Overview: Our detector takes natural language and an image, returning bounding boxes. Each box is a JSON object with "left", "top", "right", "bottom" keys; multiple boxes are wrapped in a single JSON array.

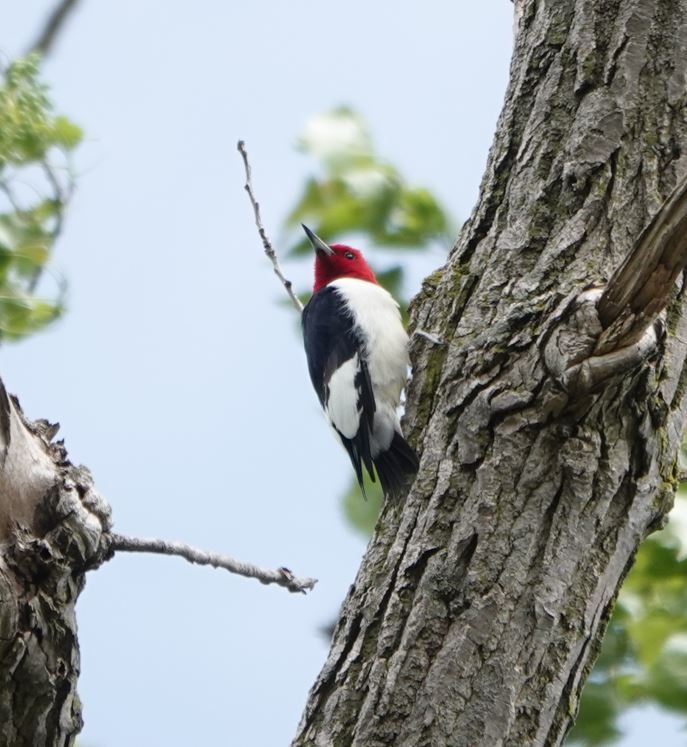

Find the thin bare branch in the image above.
[
  {"left": 237, "top": 140, "right": 304, "bottom": 313},
  {"left": 110, "top": 532, "right": 317, "bottom": 594},
  {"left": 27, "top": 160, "right": 76, "bottom": 293},
  {"left": 0, "top": 180, "right": 21, "bottom": 213},
  {"left": 27, "top": 0, "right": 82, "bottom": 57},
  {"left": 595, "top": 176, "right": 687, "bottom": 355}
]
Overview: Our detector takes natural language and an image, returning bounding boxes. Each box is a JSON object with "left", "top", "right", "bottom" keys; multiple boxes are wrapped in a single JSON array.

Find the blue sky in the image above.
[{"left": 2, "top": 2, "right": 685, "bottom": 745}]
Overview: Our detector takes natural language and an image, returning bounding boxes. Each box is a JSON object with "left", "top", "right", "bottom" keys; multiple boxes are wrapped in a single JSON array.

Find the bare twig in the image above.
[
  {"left": 110, "top": 532, "right": 317, "bottom": 594},
  {"left": 27, "top": 0, "right": 82, "bottom": 57},
  {"left": 595, "top": 176, "right": 687, "bottom": 355},
  {"left": 26, "top": 161, "right": 75, "bottom": 293},
  {"left": 237, "top": 140, "right": 304, "bottom": 313},
  {"left": 0, "top": 180, "right": 21, "bottom": 213}
]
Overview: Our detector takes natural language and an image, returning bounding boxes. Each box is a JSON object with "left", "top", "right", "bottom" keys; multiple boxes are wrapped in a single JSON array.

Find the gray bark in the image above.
[
  {"left": 0, "top": 383, "right": 111, "bottom": 746},
  {"left": 294, "top": 1, "right": 687, "bottom": 745}
]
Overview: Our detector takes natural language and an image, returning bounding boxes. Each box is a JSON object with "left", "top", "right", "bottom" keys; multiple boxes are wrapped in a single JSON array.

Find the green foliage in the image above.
[
  {"left": 570, "top": 495, "right": 687, "bottom": 744},
  {"left": 0, "top": 54, "right": 81, "bottom": 340},
  {"left": 341, "top": 473, "right": 384, "bottom": 538},
  {"left": 285, "top": 107, "right": 452, "bottom": 258}
]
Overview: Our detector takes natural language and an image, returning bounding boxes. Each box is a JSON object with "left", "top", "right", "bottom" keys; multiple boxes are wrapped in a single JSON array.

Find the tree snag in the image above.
[
  {"left": 294, "top": 1, "right": 687, "bottom": 745},
  {"left": 0, "top": 381, "right": 316, "bottom": 746},
  {"left": 0, "top": 383, "right": 112, "bottom": 745}
]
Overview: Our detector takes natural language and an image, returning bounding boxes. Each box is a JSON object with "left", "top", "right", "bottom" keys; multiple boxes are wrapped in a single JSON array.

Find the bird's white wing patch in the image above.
[
  {"left": 331, "top": 278, "right": 409, "bottom": 406},
  {"left": 326, "top": 354, "right": 362, "bottom": 440}
]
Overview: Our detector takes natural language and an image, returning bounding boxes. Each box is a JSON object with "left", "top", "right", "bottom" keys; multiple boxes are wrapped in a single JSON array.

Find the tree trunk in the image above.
[
  {"left": 0, "top": 383, "right": 111, "bottom": 746},
  {"left": 294, "top": 1, "right": 687, "bottom": 745}
]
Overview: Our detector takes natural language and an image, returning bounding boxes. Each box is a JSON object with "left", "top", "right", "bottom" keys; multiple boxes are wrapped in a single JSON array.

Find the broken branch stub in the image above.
[{"left": 596, "top": 176, "right": 687, "bottom": 355}]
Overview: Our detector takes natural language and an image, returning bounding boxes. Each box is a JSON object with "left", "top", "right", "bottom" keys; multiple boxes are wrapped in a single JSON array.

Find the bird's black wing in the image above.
[{"left": 302, "top": 287, "right": 376, "bottom": 491}]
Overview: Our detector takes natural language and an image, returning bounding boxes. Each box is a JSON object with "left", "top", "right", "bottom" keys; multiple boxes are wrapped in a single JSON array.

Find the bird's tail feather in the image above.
[{"left": 374, "top": 432, "right": 419, "bottom": 499}]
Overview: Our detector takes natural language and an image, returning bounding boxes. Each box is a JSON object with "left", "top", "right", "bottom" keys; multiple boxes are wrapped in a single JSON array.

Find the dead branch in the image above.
[
  {"left": 237, "top": 140, "right": 304, "bottom": 313},
  {"left": 110, "top": 533, "right": 317, "bottom": 594},
  {"left": 27, "top": 0, "right": 82, "bottom": 57},
  {"left": 595, "top": 176, "right": 687, "bottom": 355}
]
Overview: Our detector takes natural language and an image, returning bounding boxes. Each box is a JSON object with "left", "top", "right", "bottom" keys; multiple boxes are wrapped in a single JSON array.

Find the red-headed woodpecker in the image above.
[{"left": 301, "top": 224, "right": 419, "bottom": 498}]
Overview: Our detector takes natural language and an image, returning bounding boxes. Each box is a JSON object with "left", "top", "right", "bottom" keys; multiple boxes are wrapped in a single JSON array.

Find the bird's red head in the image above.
[{"left": 302, "top": 225, "right": 378, "bottom": 292}]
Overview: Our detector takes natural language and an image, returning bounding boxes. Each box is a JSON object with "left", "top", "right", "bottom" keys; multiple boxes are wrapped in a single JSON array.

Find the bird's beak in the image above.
[{"left": 302, "top": 224, "right": 334, "bottom": 255}]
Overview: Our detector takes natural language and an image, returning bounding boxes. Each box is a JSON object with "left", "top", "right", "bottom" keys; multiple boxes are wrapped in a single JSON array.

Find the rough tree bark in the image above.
[
  {"left": 3, "top": 1, "right": 687, "bottom": 745},
  {"left": 0, "top": 383, "right": 112, "bottom": 745},
  {"left": 294, "top": 1, "right": 687, "bottom": 745}
]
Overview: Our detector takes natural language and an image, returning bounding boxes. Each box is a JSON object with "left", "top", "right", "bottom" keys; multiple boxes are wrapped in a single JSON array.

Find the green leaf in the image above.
[
  {"left": 572, "top": 493, "right": 687, "bottom": 741},
  {"left": 567, "top": 682, "right": 623, "bottom": 745},
  {"left": 342, "top": 474, "right": 384, "bottom": 537},
  {"left": 645, "top": 636, "right": 687, "bottom": 712},
  {"left": 0, "top": 55, "right": 80, "bottom": 341},
  {"left": 297, "top": 107, "right": 373, "bottom": 172},
  {"left": 0, "top": 290, "right": 62, "bottom": 338},
  {"left": 285, "top": 107, "right": 454, "bottom": 262},
  {"left": 52, "top": 115, "right": 83, "bottom": 149}
]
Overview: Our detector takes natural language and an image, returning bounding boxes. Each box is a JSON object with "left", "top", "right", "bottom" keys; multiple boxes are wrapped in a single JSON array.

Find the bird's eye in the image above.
[{"left": 344, "top": 251, "right": 355, "bottom": 260}]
